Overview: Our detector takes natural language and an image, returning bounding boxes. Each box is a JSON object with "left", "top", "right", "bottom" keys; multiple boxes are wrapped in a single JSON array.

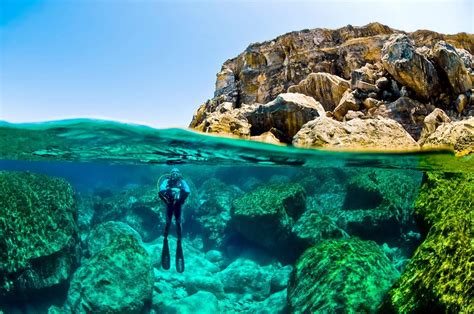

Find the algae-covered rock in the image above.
[
  {"left": 67, "top": 234, "right": 153, "bottom": 313},
  {"left": 230, "top": 183, "right": 306, "bottom": 257},
  {"left": 384, "top": 172, "right": 473, "bottom": 313},
  {"left": 192, "top": 178, "right": 241, "bottom": 249},
  {"left": 87, "top": 221, "right": 142, "bottom": 257},
  {"left": 339, "top": 168, "right": 422, "bottom": 244},
  {"left": 0, "top": 171, "right": 78, "bottom": 296},
  {"left": 287, "top": 238, "right": 399, "bottom": 313}
]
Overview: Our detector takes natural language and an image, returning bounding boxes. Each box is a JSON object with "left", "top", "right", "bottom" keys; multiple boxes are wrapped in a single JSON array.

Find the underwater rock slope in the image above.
[
  {"left": 190, "top": 23, "right": 474, "bottom": 153},
  {"left": 383, "top": 171, "right": 474, "bottom": 313}
]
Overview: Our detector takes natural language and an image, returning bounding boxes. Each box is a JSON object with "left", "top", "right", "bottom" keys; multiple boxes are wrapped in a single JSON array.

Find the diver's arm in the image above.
[
  {"left": 159, "top": 179, "right": 170, "bottom": 203},
  {"left": 179, "top": 180, "right": 191, "bottom": 203}
]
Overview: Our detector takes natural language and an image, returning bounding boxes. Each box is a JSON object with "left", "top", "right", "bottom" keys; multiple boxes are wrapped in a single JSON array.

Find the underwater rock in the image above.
[
  {"left": 293, "top": 116, "right": 419, "bottom": 151},
  {"left": 287, "top": 72, "right": 350, "bottom": 111},
  {"left": 87, "top": 221, "right": 142, "bottom": 257},
  {"left": 287, "top": 238, "right": 399, "bottom": 313},
  {"left": 383, "top": 172, "right": 474, "bottom": 313},
  {"left": 184, "top": 275, "right": 225, "bottom": 299},
  {"left": 160, "top": 291, "right": 219, "bottom": 314},
  {"left": 381, "top": 34, "right": 440, "bottom": 100},
  {"left": 270, "top": 265, "right": 293, "bottom": 293},
  {"left": 216, "top": 257, "right": 275, "bottom": 302},
  {"left": 339, "top": 168, "right": 422, "bottom": 244},
  {"left": 67, "top": 234, "right": 153, "bottom": 313},
  {"left": 251, "top": 289, "right": 288, "bottom": 314},
  {"left": 191, "top": 178, "right": 241, "bottom": 249},
  {"left": 292, "top": 210, "right": 348, "bottom": 247},
  {"left": 231, "top": 183, "right": 306, "bottom": 259},
  {"left": 421, "top": 117, "right": 474, "bottom": 155},
  {"left": 91, "top": 184, "right": 165, "bottom": 242},
  {"left": 0, "top": 171, "right": 78, "bottom": 297}
]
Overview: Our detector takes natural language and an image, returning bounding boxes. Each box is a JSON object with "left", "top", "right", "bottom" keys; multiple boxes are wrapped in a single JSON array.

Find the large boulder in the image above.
[
  {"left": 287, "top": 238, "right": 399, "bottom": 313},
  {"left": 421, "top": 117, "right": 474, "bottom": 155},
  {"left": 418, "top": 108, "right": 452, "bottom": 144},
  {"left": 287, "top": 72, "right": 350, "bottom": 111},
  {"left": 0, "top": 171, "right": 78, "bottom": 297},
  {"left": 376, "top": 96, "right": 434, "bottom": 140},
  {"left": 216, "top": 258, "right": 275, "bottom": 302},
  {"left": 245, "top": 93, "right": 325, "bottom": 143},
  {"left": 67, "top": 234, "right": 153, "bottom": 313},
  {"left": 230, "top": 183, "right": 306, "bottom": 259},
  {"left": 431, "top": 41, "right": 473, "bottom": 94},
  {"left": 293, "top": 116, "right": 419, "bottom": 151},
  {"left": 339, "top": 168, "right": 422, "bottom": 245},
  {"left": 382, "top": 172, "right": 473, "bottom": 313},
  {"left": 381, "top": 34, "right": 440, "bottom": 100}
]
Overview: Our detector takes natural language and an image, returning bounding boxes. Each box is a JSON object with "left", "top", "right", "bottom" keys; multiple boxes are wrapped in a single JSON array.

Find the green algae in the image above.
[
  {"left": 385, "top": 171, "right": 474, "bottom": 313},
  {"left": 287, "top": 238, "right": 399, "bottom": 313},
  {"left": 0, "top": 171, "right": 77, "bottom": 294}
]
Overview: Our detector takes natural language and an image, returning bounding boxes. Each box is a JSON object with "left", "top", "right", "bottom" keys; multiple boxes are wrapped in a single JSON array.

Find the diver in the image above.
[{"left": 158, "top": 167, "right": 190, "bottom": 273}]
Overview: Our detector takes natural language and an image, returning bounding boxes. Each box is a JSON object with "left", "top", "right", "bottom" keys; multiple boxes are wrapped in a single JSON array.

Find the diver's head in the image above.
[{"left": 170, "top": 168, "right": 181, "bottom": 180}]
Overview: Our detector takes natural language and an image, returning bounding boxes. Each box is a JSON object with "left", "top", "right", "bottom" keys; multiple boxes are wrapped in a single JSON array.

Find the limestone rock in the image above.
[
  {"left": 381, "top": 34, "right": 440, "bottom": 99},
  {"left": 287, "top": 72, "right": 350, "bottom": 111},
  {"left": 421, "top": 117, "right": 474, "bottom": 155},
  {"left": 333, "top": 90, "right": 360, "bottom": 121},
  {"left": 67, "top": 235, "right": 153, "bottom": 313},
  {"left": 432, "top": 41, "right": 473, "bottom": 94},
  {"left": 455, "top": 93, "right": 468, "bottom": 113},
  {"left": 250, "top": 131, "right": 282, "bottom": 145},
  {"left": 245, "top": 93, "right": 325, "bottom": 143},
  {"left": 287, "top": 238, "right": 399, "bottom": 313},
  {"left": 418, "top": 108, "right": 451, "bottom": 145},
  {"left": 0, "top": 171, "right": 77, "bottom": 297},
  {"left": 380, "top": 96, "right": 434, "bottom": 140},
  {"left": 293, "top": 117, "right": 419, "bottom": 151}
]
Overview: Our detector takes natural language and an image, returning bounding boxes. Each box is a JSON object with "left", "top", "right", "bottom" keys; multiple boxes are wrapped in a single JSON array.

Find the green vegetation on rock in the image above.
[
  {"left": 0, "top": 171, "right": 77, "bottom": 294},
  {"left": 287, "top": 238, "right": 399, "bottom": 313},
  {"left": 231, "top": 183, "right": 306, "bottom": 255},
  {"left": 385, "top": 171, "right": 473, "bottom": 313}
]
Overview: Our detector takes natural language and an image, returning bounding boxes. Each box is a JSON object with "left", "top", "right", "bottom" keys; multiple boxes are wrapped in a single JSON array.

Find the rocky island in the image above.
[{"left": 190, "top": 22, "right": 473, "bottom": 155}]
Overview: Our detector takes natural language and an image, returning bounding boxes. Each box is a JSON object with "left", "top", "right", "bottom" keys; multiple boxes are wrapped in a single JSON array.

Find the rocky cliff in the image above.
[{"left": 189, "top": 22, "right": 474, "bottom": 154}]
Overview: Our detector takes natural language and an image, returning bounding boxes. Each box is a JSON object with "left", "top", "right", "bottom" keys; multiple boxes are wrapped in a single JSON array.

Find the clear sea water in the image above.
[{"left": 0, "top": 119, "right": 472, "bottom": 313}]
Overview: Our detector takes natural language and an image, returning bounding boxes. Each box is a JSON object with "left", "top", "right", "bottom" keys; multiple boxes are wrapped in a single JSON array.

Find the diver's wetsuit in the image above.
[{"left": 159, "top": 177, "right": 190, "bottom": 240}]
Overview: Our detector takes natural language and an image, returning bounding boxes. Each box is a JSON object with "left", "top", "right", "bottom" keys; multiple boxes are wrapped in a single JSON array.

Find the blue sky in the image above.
[{"left": 1, "top": 0, "right": 473, "bottom": 128}]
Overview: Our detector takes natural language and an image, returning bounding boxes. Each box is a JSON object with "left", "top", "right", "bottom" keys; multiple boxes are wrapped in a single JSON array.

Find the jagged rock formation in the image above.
[{"left": 189, "top": 23, "right": 474, "bottom": 153}]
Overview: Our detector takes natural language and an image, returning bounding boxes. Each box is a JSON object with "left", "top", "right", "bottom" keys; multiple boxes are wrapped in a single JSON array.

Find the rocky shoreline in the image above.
[{"left": 189, "top": 23, "right": 473, "bottom": 155}]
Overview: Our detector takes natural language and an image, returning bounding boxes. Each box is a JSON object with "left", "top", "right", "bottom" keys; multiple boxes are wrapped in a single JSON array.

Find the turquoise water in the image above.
[{"left": 0, "top": 119, "right": 472, "bottom": 313}]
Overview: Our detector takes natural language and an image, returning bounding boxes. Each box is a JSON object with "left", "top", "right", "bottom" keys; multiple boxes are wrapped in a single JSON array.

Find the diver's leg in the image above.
[
  {"left": 164, "top": 206, "right": 173, "bottom": 238},
  {"left": 174, "top": 205, "right": 184, "bottom": 273},
  {"left": 174, "top": 205, "right": 182, "bottom": 240}
]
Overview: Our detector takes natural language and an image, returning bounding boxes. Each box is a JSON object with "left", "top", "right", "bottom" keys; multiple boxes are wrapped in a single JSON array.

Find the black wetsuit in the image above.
[{"left": 158, "top": 177, "right": 190, "bottom": 240}]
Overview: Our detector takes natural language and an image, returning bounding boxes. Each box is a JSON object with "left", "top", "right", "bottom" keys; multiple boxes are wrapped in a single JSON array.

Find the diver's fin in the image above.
[
  {"left": 176, "top": 239, "right": 185, "bottom": 273},
  {"left": 161, "top": 237, "right": 170, "bottom": 270}
]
